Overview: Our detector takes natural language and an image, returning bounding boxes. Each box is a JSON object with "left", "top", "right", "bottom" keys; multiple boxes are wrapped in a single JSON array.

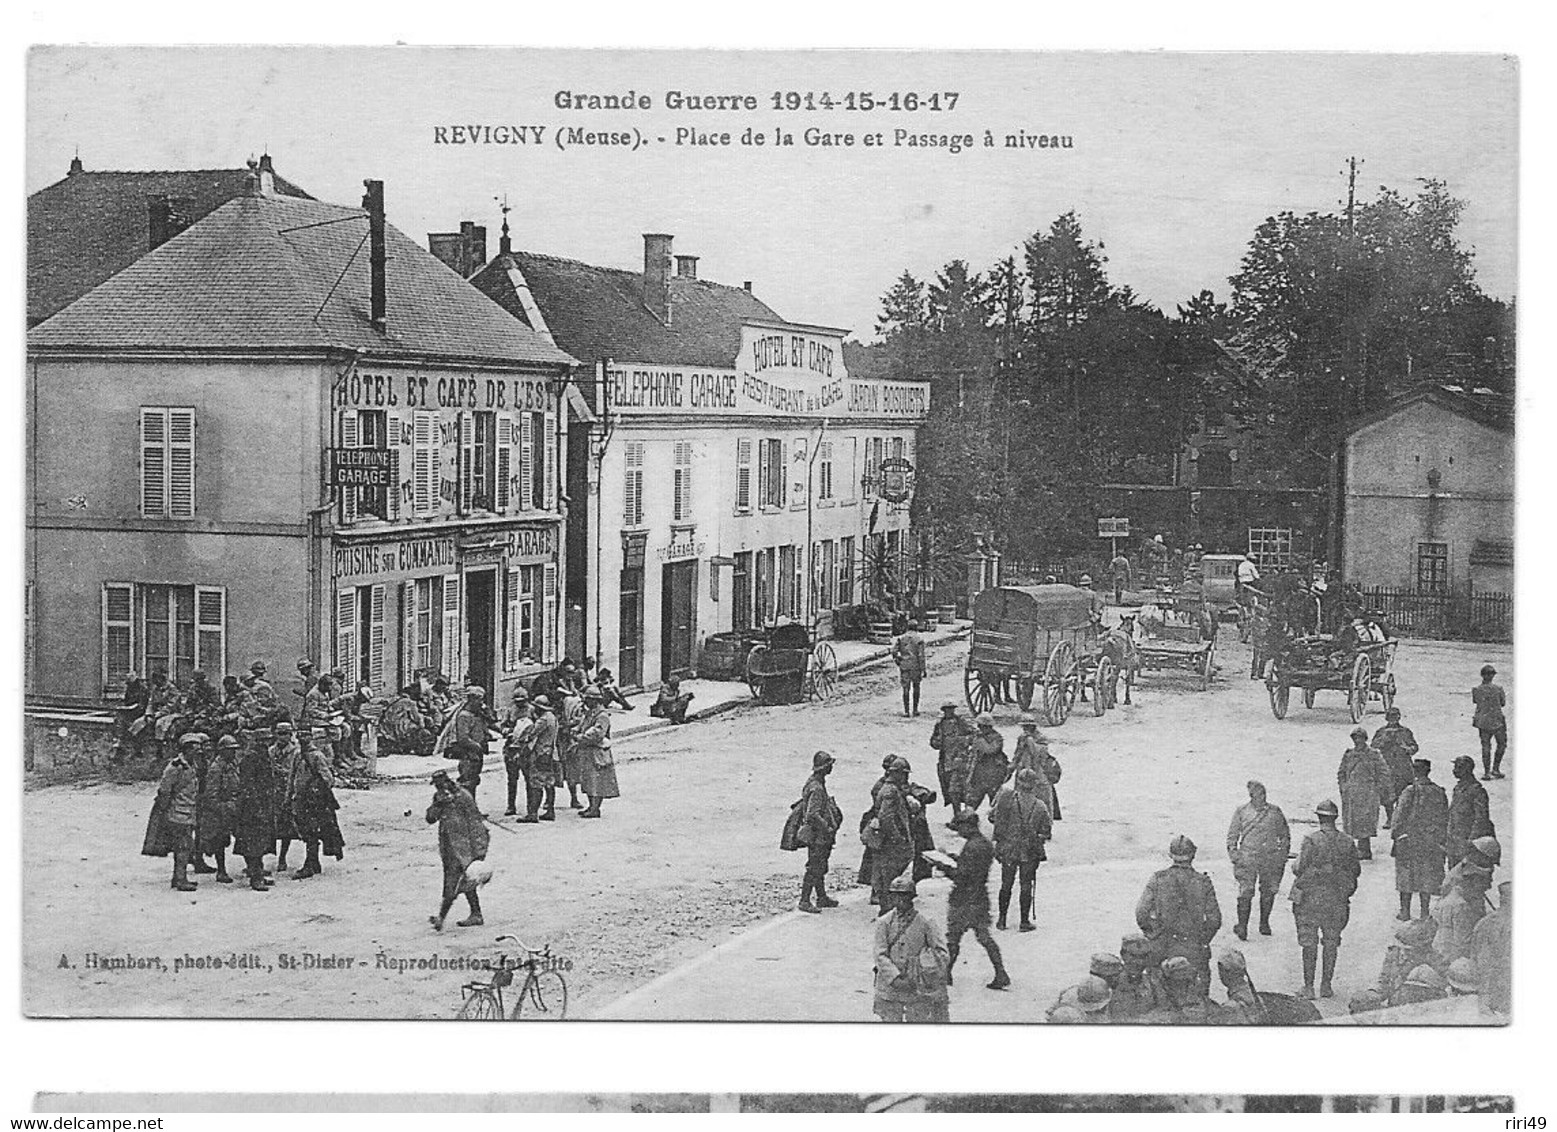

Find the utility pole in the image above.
[{"left": 1345, "top": 155, "right": 1359, "bottom": 235}]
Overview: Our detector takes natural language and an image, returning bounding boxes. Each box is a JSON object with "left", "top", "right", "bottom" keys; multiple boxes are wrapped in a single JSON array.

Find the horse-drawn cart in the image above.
[
  {"left": 1265, "top": 634, "right": 1397, "bottom": 723},
  {"left": 745, "top": 621, "right": 839, "bottom": 705},
  {"left": 1136, "top": 594, "right": 1218, "bottom": 691},
  {"left": 964, "top": 584, "right": 1118, "bottom": 726}
]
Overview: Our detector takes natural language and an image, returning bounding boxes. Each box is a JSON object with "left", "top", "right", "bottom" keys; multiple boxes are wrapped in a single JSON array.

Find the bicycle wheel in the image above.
[
  {"left": 456, "top": 987, "right": 503, "bottom": 1020},
  {"left": 514, "top": 969, "right": 569, "bottom": 1020}
]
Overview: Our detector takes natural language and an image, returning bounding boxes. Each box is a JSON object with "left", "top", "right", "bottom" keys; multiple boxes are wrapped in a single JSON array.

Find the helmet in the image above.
[
  {"left": 275, "top": 721, "right": 294, "bottom": 733},
  {"left": 1217, "top": 948, "right": 1248, "bottom": 974},
  {"left": 216, "top": 735, "right": 239, "bottom": 749},
  {"left": 1470, "top": 835, "right": 1503, "bottom": 865},
  {"left": 1079, "top": 573, "right": 1093, "bottom": 585},
  {"left": 1047, "top": 1005, "right": 1087, "bottom": 1024},
  {"left": 583, "top": 686, "right": 604, "bottom": 702},
  {"left": 1067, "top": 975, "right": 1113, "bottom": 1011},
  {"left": 1016, "top": 768, "right": 1041, "bottom": 789},
  {"left": 941, "top": 700, "right": 959, "bottom": 712},
  {"left": 812, "top": 751, "right": 836, "bottom": 770},
  {"left": 1348, "top": 989, "right": 1386, "bottom": 1015},
  {"left": 1395, "top": 917, "right": 1437, "bottom": 947},
  {"left": 1314, "top": 799, "right": 1340, "bottom": 819},
  {"left": 1089, "top": 953, "right": 1124, "bottom": 978},
  {"left": 1446, "top": 957, "right": 1479, "bottom": 993},
  {"left": 1481, "top": 665, "right": 1497, "bottom": 678},
  {"left": 297, "top": 657, "right": 315, "bottom": 672},
  {"left": 1349, "top": 726, "right": 1368, "bottom": 740},
  {"left": 951, "top": 811, "right": 981, "bottom": 831},
  {"left": 882, "top": 755, "right": 897, "bottom": 770},
  {"left": 1119, "top": 933, "right": 1154, "bottom": 959},
  {"left": 465, "top": 686, "right": 485, "bottom": 701},
  {"left": 1018, "top": 712, "right": 1037, "bottom": 727},
  {"left": 974, "top": 713, "right": 995, "bottom": 728},
  {"left": 178, "top": 732, "right": 205, "bottom": 746},
  {"left": 1404, "top": 965, "right": 1446, "bottom": 992},
  {"left": 1385, "top": 707, "right": 1402, "bottom": 720},
  {"left": 250, "top": 660, "right": 268, "bottom": 675},
  {"left": 1161, "top": 956, "right": 1195, "bottom": 983},
  {"left": 888, "top": 756, "right": 911, "bottom": 774},
  {"left": 887, "top": 876, "right": 917, "bottom": 897},
  {"left": 1168, "top": 834, "right": 1197, "bottom": 861}
]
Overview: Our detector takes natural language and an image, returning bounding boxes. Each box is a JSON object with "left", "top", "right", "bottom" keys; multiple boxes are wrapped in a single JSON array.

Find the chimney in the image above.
[
  {"left": 257, "top": 152, "right": 276, "bottom": 196},
  {"left": 642, "top": 233, "right": 673, "bottom": 325},
  {"left": 460, "top": 221, "right": 488, "bottom": 274},
  {"left": 675, "top": 254, "right": 699, "bottom": 280},
  {"left": 743, "top": 281, "right": 753, "bottom": 293},
  {"left": 147, "top": 195, "right": 194, "bottom": 250},
  {"left": 68, "top": 153, "right": 84, "bottom": 176},
  {"left": 363, "top": 179, "right": 387, "bottom": 331}
]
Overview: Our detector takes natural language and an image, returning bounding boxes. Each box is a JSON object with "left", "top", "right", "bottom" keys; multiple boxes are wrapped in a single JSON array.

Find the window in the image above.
[
  {"left": 840, "top": 437, "right": 858, "bottom": 504},
  {"left": 101, "top": 582, "right": 224, "bottom": 692},
  {"left": 458, "top": 411, "right": 500, "bottom": 513},
  {"left": 789, "top": 435, "right": 808, "bottom": 510},
  {"left": 735, "top": 438, "right": 753, "bottom": 513},
  {"left": 890, "top": 436, "right": 905, "bottom": 462},
  {"left": 777, "top": 544, "right": 800, "bottom": 618},
  {"left": 503, "top": 565, "right": 539, "bottom": 669},
  {"left": 673, "top": 441, "right": 694, "bottom": 522},
  {"left": 817, "top": 442, "right": 834, "bottom": 501},
  {"left": 755, "top": 548, "right": 776, "bottom": 626},
  {"left": 339, "top": 409, "right": 391, "bottom": 522},
  {"left": 864, "top": 437, "right": 885, "bottom": 497},
  {"left": 757, "top": 439, "right": 785, "bottom": 508},
  {"left": 1248, "top": 527, "right": 1294, "bottom": 570},
  {"left": 838, "top": 536, "right": 855, "bottom": 606},
  {"left": 1417, "top": 541, "right": 1450, "bottom": 594},
  {"left": 528, "top": 411, "right": 547, "bottom": 509},
  {"left": 140, "top": 407, "right": 195, "bottom": 518},
  {"left": 337, "top": 584, "right": 386, "bottom": 691},
  {"left": 733, "top": 551, "right": 752, "bottom": 631},
  {"left": 412, "top": 410, "right": 438, "bottom": 514},
  {"left": 402, "top": 578, "right": 439, "bottom": 686},
  {"left": 496, "top": 415, "right": 514, "bottom": 511},
  {"left": 623, "top": 441, "right": 645, "bottom": 526},
  {"left": 819, "top": 539, "right": 836, "bottom": 609}
]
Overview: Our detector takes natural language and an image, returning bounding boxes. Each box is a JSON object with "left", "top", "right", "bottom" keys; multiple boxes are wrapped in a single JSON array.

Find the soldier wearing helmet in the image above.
[
  {"left": 1375, "top": 916, "right": 1444, "bottom": 1006},
  {"left": 1215, "top": 948, "right": 1266, "bottom": 1024},
  {"left": 1289, "top": 799, "right": 1361, "bottom": 1000},
  {"left": 934, "top": 811, "right": 1010, "bottom": 990},
  {"left": 1108, "top": 933, "right": 1167, "bottom": 1020},
  {"left": 1337, "top": 726, "right": 1392, "bottom": 860},
  {"left": 1135, "top": 835, "right": 1223, "bottom": 993},
  {"left": 965, "top": 714, "right": 1009, "bottom": 812},
  {"left": 989, "top": 767, "right": 1053, "bottom": 931},
  {"left": 1226, "top": 780, "right": 1290, "bottom": 941},
  {"left": 866, "top": 757, "right": 916, "bottom": 907},
  {"left": 872, "top": 874, "right": 950, "bottom": 1023},
  {"left": 1446, "top": 755, "right": 1494, "bottom": 868},
  {"left": 1391, "top": 758, "right": 1449, "bottom": 923},
  {"left": 1151, "top": 955, "right": 1221, "bottom": 1023},
  {"left": 1370, "top": 707, "right": 1419, "bottom": 823},
  {"left": 929, "top": 700, "right": 975, "bottom": 819},
  {"left": 143, "top": 733, "right": 204, "bottom": 891},
  {"left": 1007, "top": 714, "right": 1060, "bottom": 821}
]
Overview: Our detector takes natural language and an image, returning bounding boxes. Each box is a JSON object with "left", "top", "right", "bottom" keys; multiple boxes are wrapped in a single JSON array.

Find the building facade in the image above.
[
  {"left": 26, "top": 168, "right": 576, "bottom": 709},
  {"left": 1340, "top": 387, "right": 1514, "bottom": 593},
  {"left": 468, "top": 232, "right": 930, "bottom": 686}
]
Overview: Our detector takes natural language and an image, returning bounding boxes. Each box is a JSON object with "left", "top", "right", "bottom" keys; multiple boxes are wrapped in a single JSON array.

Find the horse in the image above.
[{"left": 1095, "top": 612, "right": 1142, "bottom": 706}]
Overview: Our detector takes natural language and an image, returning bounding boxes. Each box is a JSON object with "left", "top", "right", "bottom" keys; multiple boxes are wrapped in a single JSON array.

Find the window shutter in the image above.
[
  {"left": 366, "top": 583, "right": 385, "bottom": 692},
  {"left": 140, "top": 409, "right": 167, "bottom": 517},
  {"left": 496, "top": 415, "right": 513, "bottom": 512},
  {"left": 386, "top": 413, "right": 402, "bottom": 520},
  {"left": 458, "top": 411, "right": 475, "bottom": 514},
  {"left": 441, "top": 573, "right": 461, "bottom": 680},
  {"left": 543, "top": 409, "right": 557, "bottom": 509},
  {"left": 790, "top": 435, "right": 807, "bottom": 509},
  {"left": 673, "top": 440, "right": 692, "bottom": 522},
  {"left": 194, "top": 586, "right": 226, "bottom": 676},
  {"left": 168, "top": 409, "right": 195, "bottom": 518},
  {"left": 505, "top": 567, "right": 520, "bottom": 670},
  {"left": 624, "top": 441, "right": 644, "bottom": 526},
  {"left": 755, "top": 440, "right": 769, "bottom": 509},
  {"left": 102, "top": 582, "right": 134, "bottom": 691},
  {"left": 543, "top": 562, "right": 559, "bottom": 663},
  {"left": 339, "top": 409, "right": 360, "bottom": 523},
  {"left": 401, "top": 581, "right": 416, "bottom": 687},
  {"left": 736, "top": 438, "right": 752, "bottom": 513},
  {"left": 413, "top": 411, "right": 435, "bottom": 514},
  {"left": 335, "top": 589, "right": 357, "bottom": 688},
  {"left": 519, "top": 413, "right": 534, "bottom": 510}
]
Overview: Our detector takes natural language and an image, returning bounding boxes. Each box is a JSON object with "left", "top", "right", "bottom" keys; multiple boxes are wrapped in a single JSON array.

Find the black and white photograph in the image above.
[{"left": 21, "top": 47, "right": 1517, "bottom": 1027}]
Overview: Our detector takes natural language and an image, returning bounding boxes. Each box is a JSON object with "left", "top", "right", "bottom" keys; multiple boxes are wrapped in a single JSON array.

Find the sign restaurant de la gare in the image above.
[{"left": 605, "top": 323, "right": 930, "bottom": 422}]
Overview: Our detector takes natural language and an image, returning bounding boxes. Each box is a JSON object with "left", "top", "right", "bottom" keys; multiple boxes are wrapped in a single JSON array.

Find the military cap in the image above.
[
  {"left": 582, "top": 685, "right": 604, "bottom": 702},
  {"left": 1047, "top": 1005, "right": 1087, "bottom": 1024},
  {"left": 1349, "top": 726, "right": 1368, "bottom": 740},
  {"left": 812, "top": 750, "right": 836, "bottom": 770},
  {"left": 1016, "top": 767, "right": 1041, "bottom": 789},
  {"left": 297, "top": 658, "right": 315, "bottom": 672},
  {"left": 250, "top": 660, "right": 268, "bottom": 675},
  {"left": 888, "top": 756, "right": 911, "bottom": 773},
  {"left": 465, "top": 686, "right": 486, "bottom": 701},
  {"left": 951, "top": 810, "right": 981, "bottom": 831},
  {"left": 216, "top": 735, "right": 240, "bottom": 749},
  {"left": 887, "top": 875, "right": 917, "bottom": 896},
  {"left": 974, "top": 713, "right": 995, "bottom": 727},
  {"left": 1395, "top": 917, "right": 1437, "bottom": 947},
  {"left": 1018, "top": 712, "right": 1038, "bottom": 727},
  {"left": 1217, "top": 948, "right": 1248, "bottom": 974},
  {"left": 178, "top": 732, "right": 206, "bottom": 746},
  {"left": 1385, "top": 706, "right": 1402, "bottom": 720},
  {"left": 1119, "top": 933, "right": 1154, "bottom": 958},
  {"left": 1315, "top": 799, "right": 1340, "bottom": 818},
  {"left": 1412, "top": 758, "right": 1431, "bottom": 773},
  {"left": 1161, "top": 956, "right": 1196, "bottom": 983},
  {"left": 1065, "top": 976, "right": 1113, "bottom": 1012},
  {"left": 1403, "top": 964, "right": 1446, "bottom": 992},
  {"left": 1469, "top": 835, "right": 1502, "bottom": 866},
  {"left": 940, "top": 700, "right": 959, "bottom": 712},
  {"left": 1168, "top": 834, "right": 1197, "bottom": 861},
  {"left": 1446, "top": 957, "right": 1479, "bottom": 994},
  {"left": 1089, "top": 953, "right": 1124, "bottom": 978}
]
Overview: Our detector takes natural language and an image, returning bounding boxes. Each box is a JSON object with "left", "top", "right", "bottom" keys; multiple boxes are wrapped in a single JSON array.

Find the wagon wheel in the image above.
[
  {"left": 1092, "top": 657, "right": 1116, "bottom": 715},
  {"left": 1015, "top": 676, "right": 1036, "bottom": 711},
  {"left": 807, "top": 642, "right": 838, "bottom": 702},
  {"left": 1236, "top": 603, "right": 1253, "bottom": 643},
  {"left": 1302, "top": 687, "right": 1316, "bottom": 709},
  {"left": 1381, "top": 674, "right": 1397, "bottom": 712},
  {"left": 1348, "top": 653, "right": 1372, "bottom": 724},
  {"left": 1198, "top": 640, "right": 1216, "bottom": 692},
  {"left": 1267, "top": 675, "right": 1290, "bottom": 719},
  {"left": 964, "top": 668, "right": 998, "bottom": 716},
  {"left": 744, "top": 645, "right": 768, "bottom": 701},
  {"left": 1041, "top": 641, "right": 1080, "bottom": 727}
]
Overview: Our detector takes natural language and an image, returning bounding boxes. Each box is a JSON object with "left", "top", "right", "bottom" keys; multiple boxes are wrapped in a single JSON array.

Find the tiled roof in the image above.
[
  {"left": 27, "top": 165, "right": 314, "bottom": 324},
  {"left": 473, "top": 250, "right": 786, "bottom": 368},
  {"left": 1344, "top": 384, "right": 1515, "bottom": 439},
  {"left": 28, "top": 191, "right": 578, "bottom": 369}
]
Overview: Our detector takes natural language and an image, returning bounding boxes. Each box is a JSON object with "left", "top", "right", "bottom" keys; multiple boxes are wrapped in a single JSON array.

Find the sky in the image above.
[{"left": 27, "top": 48, "right": 1517, "bottom": 340}]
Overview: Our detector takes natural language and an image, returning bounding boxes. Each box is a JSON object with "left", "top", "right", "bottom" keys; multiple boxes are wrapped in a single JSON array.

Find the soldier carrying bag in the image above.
[{"left": 780, "top": 797, "right": 806, "bottom": 851}]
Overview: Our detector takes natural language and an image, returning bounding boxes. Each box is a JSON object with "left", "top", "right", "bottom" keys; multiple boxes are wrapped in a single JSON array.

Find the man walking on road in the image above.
[
  {"left": 966, "top": 715, "right": 1009, "bottom": 813},
  {"left": 1008, "top": 715, "right": 1060, "bottom": 822},
  {"left": 575, "top": 687, "right": 618, "bottom": 819},
  {"left": 872, "top": 876, "right": 950, "bottom": 1022},
  {"left": 500, "top": 686, "right": 532, "bottom": 817},
  {"left": 798, "top": 751, "right": 842, "bottom": 913},
  {"left": 869, "top": 759, "right": 916, "bottom": 907},
  {"left": 448, "top": 687, "right": 492, "bottom": 810},
  {"left": 1391, "top": 758, "right": 1450, "bottom": 922},
  {"left": 1446, "top": 755, "right": 1494, "bottom": 867},
  {"left": 891, "top": 620, "right": 927, "bottom": 717},
  {"left": 930, "top": 701, "right": 974, "bottom": 818},
  {"left": 522, "top": 696, "right": 561, "bottom": 822},
  {"left": 1135, "top": 835, "right": 1222, "bottom": 991},
  {"left": 1289, "top": 799, "right": 1360, "bottom": 1000},
  {"left": 990, "top": 768, "right": 1052, "bottom": 931},
  {"left": 1472, "top": 664, "right": 1508, "bottom": 780},
  {"left": 1226, "top": 780, "right": 1290, "bottom": 940},
  {"left": 426, "top": 770, "right": 489, "bottom": 932},
  {"left": 1371, "top": 707, "right": 1418, "bottom": 826},
  {"left": 1338, "top": 726, "right": 1392, "bottom": 860},
  {"left": 935, "top": 811, "right": 1010, "bottom": 990}
]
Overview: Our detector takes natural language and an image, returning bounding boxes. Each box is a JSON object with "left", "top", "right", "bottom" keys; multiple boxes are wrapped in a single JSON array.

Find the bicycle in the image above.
[{"left": 456, "top": 934, "right": 569, "bottom": 1020}]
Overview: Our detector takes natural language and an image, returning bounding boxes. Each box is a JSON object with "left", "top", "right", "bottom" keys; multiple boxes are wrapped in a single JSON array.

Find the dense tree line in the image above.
[{"left": 857, "top": 179, "right": 1513, "bottom": 584}]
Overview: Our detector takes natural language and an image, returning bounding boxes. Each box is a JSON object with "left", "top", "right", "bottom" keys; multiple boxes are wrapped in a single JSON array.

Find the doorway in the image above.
[
  {"left": 464, "top": 567, "right": 497, "bottom": 701},
  {"left": 661, "top": 560, "right": 697, "bottom": 681},
  {"left": 619, "top": 566, "right": 644, "bottom": 689}
]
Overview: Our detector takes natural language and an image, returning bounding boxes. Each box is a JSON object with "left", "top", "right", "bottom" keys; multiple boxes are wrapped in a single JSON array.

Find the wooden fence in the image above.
[{"left": 1358, "top": 586, "right": 1513, "bottom": 643}]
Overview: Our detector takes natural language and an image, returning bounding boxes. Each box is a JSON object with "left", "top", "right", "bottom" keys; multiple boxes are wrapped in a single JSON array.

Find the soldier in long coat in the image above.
[
  {"left": 929, "top": 701, "right": 973, "bottom": 815},
  {"left": 141, "top": 734, "right": 202, "bottom": 891},
  {"left": 195, "top": 734, "right": 239, "bottom": 883},
  {"left": 1371, "top": 707, "right": 1419, "bottom": 824},
  {"left": 1446, "top": 755, "right": 1494, "bottom": 867},
  {"left": 797, "top": 751, "right": 842, "bottom": 913},
  {"left": 290, "top": 740, "right": 345, "bottom": 879},
  {"left": 1337, "top": 726, "right": 1392, "bottom": 859},
  {"left": 523, "top": 696, "right": 561, "bottom": 821},
  {"left": 1470, "top": 881, "right": 1511, "bottom": 1015},
  {"left": 1135, "top": 835, "right": 1223, "bottom": 992},
  {"left": 890, "top": 620, "right": 927, "bottom": 717},
  {"left": 869, "top": 762, "right": 916, "bottom": 907},
  {"left": 1226, "top": 780, "right": 1291, "bottom": 941},
  {"left": 1289, "top": 799, "right": 1361, "bottom": 1000},
  {"left": 872, "top": 876, "right": 950, "bottom": 1023},
  {"left": 1007, "top": 715, "right": 1060, "bottom": 821},
  {"left": 232, "top": 730, "right": 277, "bottom": 891},
  {"left": 965, "top": 715, "right": 1008, "bottom": 812},
  {"left": 575, "top": 688, "right": 618, "bottom": 818},
  {"left": 1391, "top": 758, "right": 1450, "bottom": 922},
  {"left": 426, "top": 770, "right": 489, "bottom": 931},
  {"left": 990, "top": 768, "right": 1052, "bottom": 931}
]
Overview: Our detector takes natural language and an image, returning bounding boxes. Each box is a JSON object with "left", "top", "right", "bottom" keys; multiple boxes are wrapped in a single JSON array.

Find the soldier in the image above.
[
  {"left": 1109, "top": 933, "right": 1167, "bottom": 1020},
  {"left": 1371, "top": 707, "right": 1418, "bottom": 825},
  {"left": 891, "top": 619, "right": 927, "bottom": 717},
  {"left": 1394, "top": 964, "right": 1447, "bottom": 1007},
  {"left": 196, "top": 734, "right": 240, "bottom": 884},
  {"left": 965, "top": 715, "right": 1009, "bottom": 813},
  {"left": 1215, "top": 949, "right": 1266, "bottom": 1024},
  {"left": 872, "top": 876, "right": 950, "bottom": 1023},
  {"left": 141, "top": 733, "right": 203, "bottom": 891},
  {"left": 935, "top": 811, "right": 1010, "bottom": 990},
  {"left": 1135, "top": 835, "right": 1223, "bottom": 991},
  {"left": 1337, "top": 726, "right": 1391, "bottom": 859},
  {"left": 797, "top": 751, "right": 842, "bottom": 913},
  {"left": 1472, "top": 664, "right": 1508, "bottom": 780},
  {"left": 929, "top": 700, "right": 973, "bottom": 817},
  {"left": 575, "top": 686, "right": 618, "bottom": 819},
  {"left": 1470, "top": 880, "right": 1511, "bottom": 1015},
  {"left": 500, "top": 685, "right": 532, "bottom": 817},
  {"left": 1150, "top": 955, "right": 1221, "bottom": 1023},
  {"left": 232, "top": 727, "right": 277, "bottom": 892},
  {"left": 869, "top": 759, "right": 916, "bottom": 907},
  {"left": 426, "top": 770, "right": 489, "bottom": 932},
  {"left": 447, "top": 687, "right": 492, "bottom": 810},
  {"left": 1375, "top": 916, "right": 1444, "bottom": 1005},
  {"left": 522, "top": 696, "right": 561, "bottom": 822},
  {"left": 989, "top": 767, "right": 1052, "bottom": 931},
  {"left": 290, "top": 735, "right": 345, "bottom": 880},
  {"left": 1047, "top": 975, "right": 1113, "bottom": 1023},
  {"left": 1434, "top": 855, "right": 1494, "bottom": 964},
  {"left": 269, "top": 721, "right": 302, "bottom": 872},
  {"left": 1007, "top": 714, "right": 1060, "bottom": 821},
  {"left": 1391, "top": 758, "right": 1450, "bottom": 922},
  {"left": 1289, "top": 799, "right": 1361, "bottom": 1000},
  {"left": 1446, "top": 755, "right": 1494, "bottom": 867},
  {"left": 1226, "top": 780, "right": 1291, "bottom": 940}
]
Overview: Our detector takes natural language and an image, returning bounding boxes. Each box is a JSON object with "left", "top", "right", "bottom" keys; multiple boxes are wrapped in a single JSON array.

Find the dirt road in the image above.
[{"left": 23, "top": 633, "right": 1511, "bottom": 1020}]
